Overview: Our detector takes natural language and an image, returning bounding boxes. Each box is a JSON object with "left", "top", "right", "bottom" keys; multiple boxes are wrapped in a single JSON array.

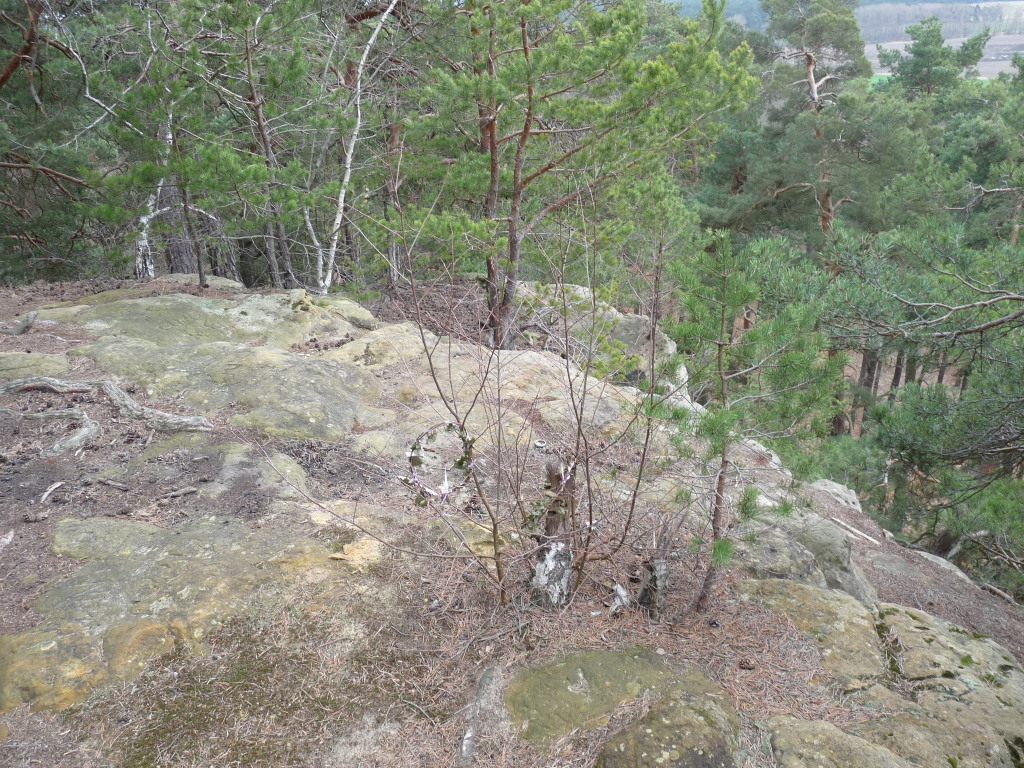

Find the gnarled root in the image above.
[
  {"left": 0, "top": 407, "right": 99, "bottom": 456},
  {"left": 0, "top": 376, "right": 212, "bottom": 455},
  {"left": 0, "top": 311, "right": 37, "bottom": 336}
]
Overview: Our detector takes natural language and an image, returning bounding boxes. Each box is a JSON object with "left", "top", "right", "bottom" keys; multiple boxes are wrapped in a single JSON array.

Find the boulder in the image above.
[
  {"left": 807, "top": 479, "right": 863, "bottom": 513},
  {"left": 154, "top": 273, "right": 245, "bottom": 289},
  {"left": 595, "top": 671, "right": 740, "bottom": 768},
  {"left": 770, "top": 716, "right": 917, "bottom": 768},
  {"left": 515, "top": 282, "right": 677, "bottom": 382},
  {"left": 503, "top": 649, "right": 672, "bottom": 743},
  {"left": 775, "top": 511, "right": 878, "bottom": 605},
  {"left": 734, "top": 526, "right": 827, "bottom": 587},
  {"left": 737, "top": 580, "right": 885, "bottom": 683},
  {"left": 324, "top": 323, "right": 435, "bottom": 370}
]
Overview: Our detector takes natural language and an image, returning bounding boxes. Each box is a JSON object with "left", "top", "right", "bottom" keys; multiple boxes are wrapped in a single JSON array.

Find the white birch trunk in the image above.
[
  {"left": 314, "top": 0, "right": 400, "bottom": 294},
  {"left": 134, "top": 119, "right": 173, "bottom": 279}
]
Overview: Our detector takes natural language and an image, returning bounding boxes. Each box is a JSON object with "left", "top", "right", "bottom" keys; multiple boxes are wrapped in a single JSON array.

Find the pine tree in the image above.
[
  {"left": 667, "top": 233, "right": 844, "bottom": 611},
  {"left": 411, "top": 0, "right": 756, "bottom": 348}
]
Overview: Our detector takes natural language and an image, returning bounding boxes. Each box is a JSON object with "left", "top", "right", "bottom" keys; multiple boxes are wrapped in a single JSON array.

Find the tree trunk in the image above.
[
  {"left": 906, "top": 354, "right": 919, "bottom": 385},
  {"left": 134, "top": 194, "right": 158, "bottom": 280},
  {"left": 161, "top": 181, "right": 197, "bottom": 274},
  {"left": 936, "top": 349, "right": 948, "bottom": 386},
  {"left": 384, "top": 117, "right": 403, "bottom": 286},
  {"left": 532, "top": 460, "right": 575, "bottom": 609},
  {"left": 889, "top": 348, "right": 905, "bottom": 398},
  {"left": 274, "top": 217, "right": 298, "bottom": 288},
  {"left": 177, "top": 180, "right": 207, "bottom": 287},
  {"left": 693, "top": 449, "right": 729, "bottom": 613},
  {"left": 638, "top": 558, "right": 670, "bottom": 618},
  {"left": 858, "top": 348, "right": 878, "bottom": 389},
  {"left": 1010, "top": 196, "right": 1021, "bottom": 246},
  {"left": 264, "top": 221, "right": 284, "bottom": 289}
]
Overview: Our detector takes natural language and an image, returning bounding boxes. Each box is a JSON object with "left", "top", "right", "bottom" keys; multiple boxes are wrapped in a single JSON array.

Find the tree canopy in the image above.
[{"left": 3, "top": 0, "right": 1024, "bottom": 597}]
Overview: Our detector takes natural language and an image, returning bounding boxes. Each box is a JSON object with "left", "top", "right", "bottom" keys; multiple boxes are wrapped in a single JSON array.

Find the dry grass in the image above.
[{"left": 0, "top": 705, "right": 99, "bottom": 768}]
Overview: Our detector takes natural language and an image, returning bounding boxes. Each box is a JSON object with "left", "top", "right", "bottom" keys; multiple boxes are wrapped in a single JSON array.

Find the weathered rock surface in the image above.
[
  {"left": 504, "top": 649, "right": 672, "bottom": 743},
  {"left": 806, "top": 479, "right": 863, "bottom": 513},
  {"left": 734, "top": 525, "right": 827, "bottom": 587},
  {"left": 770, "top": 716, "right": 918, "bottom": 768},
  {"left": 848, "top": 603, "right": 1024, "bottom": 768},
  {"left": 324, "top": 322, "right": 434, "bottom": 369},
  {"left": 776, "top": 510, "right": 878, "bottom": 606},
  {"left": 595, "top": 671, "right": 739, "bottom": 768},
  {"left": 53, "top": 290, "right": 351, "bottom": 347},
  {"left": 516, "top": 281, "right": 677, "bottom": 380},
  {"left": 0, "top": 351, "right": 68, "bottom": 378},
  {"left": 0, "top": 515, "right": 346, "bottom": 711},
  {"left": 737, "top": 579, "right": 885, "bottom": 682},
  {"left": 76, "top": 337, "right": 378, "bottom": 440}
]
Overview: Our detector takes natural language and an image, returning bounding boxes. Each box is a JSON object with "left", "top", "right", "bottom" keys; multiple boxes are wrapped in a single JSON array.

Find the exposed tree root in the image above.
[
  {"left": 0, "top": 375, "right": 212, "bottom": 455},
  {"left": 0, "top": 311, "right": 37, "bottom": 335},
  {"left": 0, "top": 406, "right": 99, "bottom": 456}
]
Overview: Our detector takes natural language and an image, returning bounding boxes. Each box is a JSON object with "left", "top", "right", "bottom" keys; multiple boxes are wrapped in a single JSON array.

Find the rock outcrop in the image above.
[
  {"left": 595, "top": 671, "right": 740, "bottom": 768},
  {"left": 1, "top": 281, "right": 1022, "bottom": 768}
]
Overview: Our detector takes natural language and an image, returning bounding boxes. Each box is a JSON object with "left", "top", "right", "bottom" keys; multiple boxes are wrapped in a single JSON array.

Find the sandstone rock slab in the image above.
[
  {"left": 843, "top": 604, "right": 1024, "bottom": 767},
  {"left": 770, "top": 715, "right": 917, "bottom": 768},
  {"left": 595, "top": 670, "right": 739, "bottom": 768},
  {"left": 0, "top": 352, "right": 69, "bottom": 379},
  {"left": 74, "top": 338, "right": 378, "bottom": 441},
  {"left": 0, "top": 517, "right": 346, "bottom": 711},
  {"left": 504, "top": 649, "right": 672, "bottom": 743},
  {"left": 775, "top": 511, "right": 878, "bottom": 605},
  {"left": 738, "top": 579, "right": 884, "bottom": 682},
  {"left": 66, "top": 291, "right": 356, "bottom": 349}
]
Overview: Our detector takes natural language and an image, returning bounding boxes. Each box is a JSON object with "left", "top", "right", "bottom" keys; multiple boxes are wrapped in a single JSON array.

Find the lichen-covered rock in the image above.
[
  {"left": 770, "top": 716, "right": 918, "bottom": 768},
  {"left": 154, "top": 273, "right": 244, "bottom": 290},
  {"left": 737, "top": 580, "right": 884, "bottom": 682},
  {"left": 878, "top": 604, "right": 1022, "bottom": 685},
  {"left": 515, "top": 282, "right": 676, "bottom": 380},
  {"left": 0, "top": 352, "right": 69, "bottom": 378},
  {"left": 324, "top": 323, "right": 434, "bottom": 370},
  {"left": 806, "top": 479, "right": 863, "bottom": 513},
  {"left": 0, "top": 517, "right": 347, "bottom": 711},
  {"left": 863, "top": 550, "right": 960, "bottom": 600},
  {"left": 734, "top": 526, "right": 827, "bottom": 587},
  {"left": 849, "top": 603, "right": 1024, "bottom": 768},
  {"left": 504, "top": 649, "right": 672, "bottom": 743},
  {"left": 774, "top": 511, "right": 878, "bottom": 605},
  {"left": 314, "top": 294, "right": 379, "bottom": 330},
  {"left": 350, "top": 344, "right": 636, "bottom": 455},
  {"left": 64, "top": 291, "right": 356, "bottom": 349},
  {"left": 74, "top": 338, "right": 377, "bottom": 441},
  {"left": 595, "top": 671, "right": 739, "bottom": 768}
]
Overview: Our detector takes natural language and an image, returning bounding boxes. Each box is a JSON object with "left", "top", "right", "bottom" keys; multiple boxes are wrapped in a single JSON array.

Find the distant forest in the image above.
[{"left": 677, "top": 0, "right": 1024, "bottom": 40}]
